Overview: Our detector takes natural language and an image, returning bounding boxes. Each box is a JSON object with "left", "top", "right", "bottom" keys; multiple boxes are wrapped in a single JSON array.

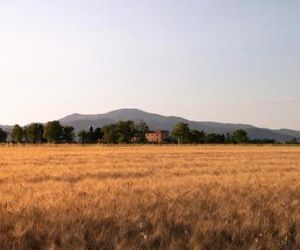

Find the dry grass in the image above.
[{"left": 1, "top": 145, "right": 300, "bottom": 249}]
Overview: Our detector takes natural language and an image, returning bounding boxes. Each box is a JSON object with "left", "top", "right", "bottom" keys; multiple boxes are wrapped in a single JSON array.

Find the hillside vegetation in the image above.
[{"left": 0, "top": 145, "right": 300, "bottom": 249}]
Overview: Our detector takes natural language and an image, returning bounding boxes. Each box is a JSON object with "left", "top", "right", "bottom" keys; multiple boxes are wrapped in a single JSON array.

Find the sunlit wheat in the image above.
[{"left": 0, "top": 145, "right": 300, "bottom": 249}]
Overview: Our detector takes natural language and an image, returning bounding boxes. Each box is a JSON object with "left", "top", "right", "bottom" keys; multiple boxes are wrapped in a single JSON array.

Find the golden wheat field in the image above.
[{"left": 1, "top": 145, "right": 300, "bottom": 249}]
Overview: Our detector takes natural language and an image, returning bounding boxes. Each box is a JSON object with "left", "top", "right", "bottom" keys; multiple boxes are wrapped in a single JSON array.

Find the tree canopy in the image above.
[
  {"left": 62, "top": 126, "right": 75, "bottom": 143},
  {"left": 102, "top": 124, "right": 118, "bottom": 144},
  {"left": 0, "top": 128, "right": 7, "bottom": 143},
  {"left": 1, "top": 119, "right": 285, "bottom": 145},
  {"left": 43, "top": 121, "right": 63, "bottom": 143},
  {"left": 11, "top": 125, "right": 24, "bottom": 143},
  {"left": 171, "top": 123, "right": 190, "bottom": 144},
  {"left": 232, "top": 129, "right": 249, "bottom": 144},
  {"left": 25, "top": 123, "right": 44, "bottom": 143}
]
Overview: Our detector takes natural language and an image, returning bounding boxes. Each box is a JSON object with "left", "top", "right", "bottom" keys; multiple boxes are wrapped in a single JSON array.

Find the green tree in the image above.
[
  {"left": 11, "top": 125, "right": 24, "bottom": 143},
  {"left": 232, "top": 129, "right": 249, "bottom": 144},
  {"left": 171, "top": 123, "right": 190, "bottom": 144},
  {"left": 116, "top": 120, "right": 136, "bottom": 143},
  {"left": 102, "top": 124, "right": 118, "bottom": 144},
  {"left": 88, "top": 126, "right": 95, "bottom": 143},
  {"left": 189, "top": 130, "right": 205, "bottom": 144},
  {"left": 44, "top": 121, "right": 63, "bottom": 143},
  {"left": 225, "top": 133, "right": 234, "bottom": 144},
  {"left": 205, "top": 133, "right": 217, "bottom": 143},
  {"left": 63, "top": 126, "right": 75, "bottom": 143},
  {"left": 94, "top": 127, "right": 104, "bottom": 143},
  {"left": 26, "top": 123, "right": 44, "bottom": 143},
  {"left": 204, "top": 133, "right": 225, "bottom": 144},
  {"left": 136, "top": 120, "right": 149, "bottom": 134},
  {"left": 0, "top": 128, "right": 7, "bottom": 143},
  {"left": 78, "top": 130, "right": 88, "bottom": 144},
  {"left": 135, "top": 120, "right": 150, "bottom": 143}
]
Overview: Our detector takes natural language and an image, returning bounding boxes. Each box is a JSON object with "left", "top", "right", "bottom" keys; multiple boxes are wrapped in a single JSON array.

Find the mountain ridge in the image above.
[
  {"left": 59, "top": 108, "right": 300, "bottom": 142},
  {"left": 1, "top": 108, "right": 300, "bottom": 142}
]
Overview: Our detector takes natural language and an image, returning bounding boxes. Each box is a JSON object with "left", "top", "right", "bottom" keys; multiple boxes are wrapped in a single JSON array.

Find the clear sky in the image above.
[{"left": 1, "top": 0, "right": 300, "bottom": 129}]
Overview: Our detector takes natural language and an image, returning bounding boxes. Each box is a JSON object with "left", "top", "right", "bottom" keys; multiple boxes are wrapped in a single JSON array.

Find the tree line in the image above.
[
  {"left": 0, "top": 120, "right": 149, "bottom": 144},
  {"left": 0, "top": 121, "right": 75, "bottom": 144},
  {"left": 78, "top": 120, "right": 149, "bottom": 144},
  {"left": 0, "top": 120, "right": 298, "bottom": 144},
  {"left": 171, "top": 123, "right": 299, "bottom": 144},
  {"left": 171, "top": 122, "right": 250, "bottom": 144}
]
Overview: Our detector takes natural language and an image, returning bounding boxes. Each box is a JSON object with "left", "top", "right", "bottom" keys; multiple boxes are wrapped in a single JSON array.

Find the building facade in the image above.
[{"left": 145, "top": 130, "right": 169, "bottom": 143}]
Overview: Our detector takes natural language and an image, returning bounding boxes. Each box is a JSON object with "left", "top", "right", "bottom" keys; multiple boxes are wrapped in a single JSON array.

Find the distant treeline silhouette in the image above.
[{"left": 0, "top": 120, "right": 298, "bottom": 144}]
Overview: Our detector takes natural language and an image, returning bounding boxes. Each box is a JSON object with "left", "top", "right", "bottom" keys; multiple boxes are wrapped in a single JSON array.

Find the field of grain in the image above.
[{"left": 0, "top": 145, "right": 300, "bottom": 249}]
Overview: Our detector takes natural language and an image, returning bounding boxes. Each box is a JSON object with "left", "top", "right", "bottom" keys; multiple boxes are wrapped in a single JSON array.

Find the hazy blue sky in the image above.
[{"left": 1, "top": 0, "right": 299, "bottom": 129}]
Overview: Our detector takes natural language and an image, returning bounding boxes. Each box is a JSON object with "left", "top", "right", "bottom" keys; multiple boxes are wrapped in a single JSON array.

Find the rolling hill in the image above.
[
  {"left": 1, "top": 109, "right": 299, "bottom": 142},
  {"left": 58, "top": 108, "right": 300, "bottom": 142},
  {"left": 0, "top": 125, "right": 12, "bottom": 132}
]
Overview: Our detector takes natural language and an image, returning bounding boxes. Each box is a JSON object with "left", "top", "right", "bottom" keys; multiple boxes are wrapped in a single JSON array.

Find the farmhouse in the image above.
[{"left": 145, "top": 130, "right": 169, "bottom": 143}]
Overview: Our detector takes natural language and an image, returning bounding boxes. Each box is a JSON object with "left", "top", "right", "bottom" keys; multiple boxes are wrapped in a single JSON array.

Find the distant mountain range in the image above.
[
  {"left": 0, "top": 125, "right": 13, "bottom": 131},
  {"left": 1, "top": 108, "right": 300, "bottom": 142},
  {"left": 59, "top": 109, "right": 300, "bottom": 142}
]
